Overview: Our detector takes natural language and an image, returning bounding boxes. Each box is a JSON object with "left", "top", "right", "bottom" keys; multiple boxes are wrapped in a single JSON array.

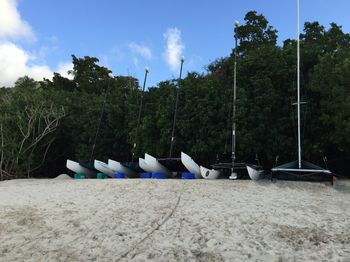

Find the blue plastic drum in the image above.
[
  {"left": 181, "top": 172, "right": 196, "bottom": 179},
  {"left": 152, "top": 172, "right": 166, "bottom": 179},
  {"left": 113, "top": 172, "right": 126, "bottom": 179},
  {"left": 140, "top": 172, "right": 152, "bottom": 179}
]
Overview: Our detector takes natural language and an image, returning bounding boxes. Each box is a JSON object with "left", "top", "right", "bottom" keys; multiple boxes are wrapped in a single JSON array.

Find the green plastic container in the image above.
[
  {"left": 96, "top": 173, "right": 106, "bottom": 179},
  {"left": 74, "top": 173, "right": 86, "bottom": 179}
]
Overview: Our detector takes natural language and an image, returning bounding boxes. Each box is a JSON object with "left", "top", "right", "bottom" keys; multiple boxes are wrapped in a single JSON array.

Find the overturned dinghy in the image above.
[
  {"left": 108, "top": 159, "right": 139, "bottom": 178},
  {"left": 66, "top": 159, "right": 96, "bottom": 178},
  {"left": 94, "top": 160, "right": 114, "bottom": 177},
  {"left": 200, "top": 166, "right": 220, "bottom": 180},
  {"left": 181, "top": 152, "right": 201, "bottom": 179},
  {"left": 144, "top": 153, "right": 173, "bottom": 177},
  {"left": 247, "top": 165, "right": 265, "bottom": 181},
  {"left": 139, "top": 157, "right": 153, "bottom": 173}
]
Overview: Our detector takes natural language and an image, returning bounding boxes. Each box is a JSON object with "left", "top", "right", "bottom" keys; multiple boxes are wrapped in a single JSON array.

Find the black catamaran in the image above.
[
  {"left": 271, "top": 0, "right": 332, "bottom": 179},
  {"left": 206, "top": 21, "right": 264, "bottom": 180}
]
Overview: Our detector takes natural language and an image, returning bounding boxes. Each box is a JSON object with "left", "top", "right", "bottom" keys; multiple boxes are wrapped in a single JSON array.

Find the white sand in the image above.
[{"left": 0, "top": 179, "right": 349, "bottom": 261}]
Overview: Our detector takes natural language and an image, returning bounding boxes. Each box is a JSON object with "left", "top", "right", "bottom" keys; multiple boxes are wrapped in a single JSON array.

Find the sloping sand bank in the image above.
[{"left": 0, "top": 179, "right": 349, "bottom": 261}]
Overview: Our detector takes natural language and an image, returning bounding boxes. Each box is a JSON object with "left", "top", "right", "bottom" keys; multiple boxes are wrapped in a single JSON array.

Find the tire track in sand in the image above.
[{"left": 115, "top": 183, "right": 184, "bottom": 261}]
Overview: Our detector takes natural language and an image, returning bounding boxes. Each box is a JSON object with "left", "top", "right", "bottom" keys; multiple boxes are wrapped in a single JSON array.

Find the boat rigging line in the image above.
[
  {"left": 89, "top": 73, "right": 113, "bottom": 163},
  {"left": 169, "top": 57, "right": 185, "bottom": 158},
  {"left": 230, "top": 20, "right": 239, "bottom": 179},
  {"left": 132, "top": 67, "right": 149, "bottom": 162}
]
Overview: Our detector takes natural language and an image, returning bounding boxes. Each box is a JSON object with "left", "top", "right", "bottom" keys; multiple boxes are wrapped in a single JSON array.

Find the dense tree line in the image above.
[{"left": 0, "top": 11, "right": 349, "bottom": 179}]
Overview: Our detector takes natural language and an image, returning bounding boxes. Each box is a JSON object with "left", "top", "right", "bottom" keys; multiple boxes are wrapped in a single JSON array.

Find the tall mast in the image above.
[
  {"left": 231, "top": 21, "right": 239, "bottom": 174},
  {"left": 132, "top": 67, "right": 149, "bottom": 162},
  {"left": 169, "top": 57, "right": 184, "bottom": 158},
  {"left": 297, "top": 0, "right": 302, "bottom": 168},
  {"left": 89, "top": 73, "right": 113, "bottom": 162}
]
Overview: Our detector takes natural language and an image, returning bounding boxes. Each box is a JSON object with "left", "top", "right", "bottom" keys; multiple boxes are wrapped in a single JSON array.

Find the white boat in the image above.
[
  {"left": 94, "top": 160, "right": 114, "bottom": 177},
  {"left": 66, "top": 159, "right": 96, "bottom": 178},
  {"left": 247, "top": 165, "right": 265, "bottom": 181},
  {"left": 139, "top": 158, "right": 153, "bottom": 173},
  {"left": 181, "top": 152, "right": 201, "bottom": 179},
  {"left": 200, "top": 165, "right": 220, "bottom": 180},
  {"left": 108, "top": 159, "right": 138, "bottom": 178},
  {"left": 144, "top": 153, "right": 173, "bottom": 177}
]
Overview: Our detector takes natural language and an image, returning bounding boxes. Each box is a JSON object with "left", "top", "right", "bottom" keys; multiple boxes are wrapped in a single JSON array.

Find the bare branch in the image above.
[{"left": 1, "top": 100, "right": 66, "bottom": 179}]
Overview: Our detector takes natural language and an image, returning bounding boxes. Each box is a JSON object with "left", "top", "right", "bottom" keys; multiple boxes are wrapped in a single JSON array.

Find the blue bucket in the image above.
[
  {"left": 140, "top": 172, "right": 152, "bottom": 179},
  {"left": 152, "top": 172, "right": 166, "bottom": 179},
  {"left": 113, "top": 172, "right": 126, "bottom": 179},
  {"left": 181, "top": 172, "right": 196, "bottom": 179}
]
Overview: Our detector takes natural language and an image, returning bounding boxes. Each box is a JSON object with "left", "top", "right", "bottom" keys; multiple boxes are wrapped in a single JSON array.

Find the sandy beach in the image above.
[{"left": 0, "top": 178, "right": 349, "bottom": 261}]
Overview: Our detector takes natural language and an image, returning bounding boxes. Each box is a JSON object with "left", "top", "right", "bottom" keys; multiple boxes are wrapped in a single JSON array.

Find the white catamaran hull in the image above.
[
  {"left": 144, "top": 153, "right": 173, "bottom": 177},
  {"left": 181, "top": 152, "right": 201, "bottom": 178},
  {"left": 108, "top": 159, "right": 138, "bottom": 178},
  {"left": 247, "top": 165, "right": 264, "bottom": 181},
  {"left": 200, "top": 166, "right": 220, "bottom": 180},
  {"left": 139, "top": 158, "right": 154, "bottom": 173},
  {"left": 94, "top": 160, "right": 114, "bottom": 177},
  {"left": 66, "top": 159, "right": 96, "bottom": 178}
]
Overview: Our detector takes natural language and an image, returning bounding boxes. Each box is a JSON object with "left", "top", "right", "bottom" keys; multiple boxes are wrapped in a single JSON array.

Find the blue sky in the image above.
[{"left": 1, "top": 0, "right": 349, "bottom": 87}]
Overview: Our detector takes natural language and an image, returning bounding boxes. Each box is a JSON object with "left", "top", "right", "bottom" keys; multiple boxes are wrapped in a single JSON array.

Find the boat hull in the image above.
[
  {"left": 181, "top": 152, "right": 201, "bottom": 178},
  {"left": 144, "top": 153, "right": 173, "bottom": 177},
  {"left": 247, "top": 165, "right": 264, "bottom": 180},
  {"left": 94, "top": 160, "right": 114, "bottom": 177},
  {"left": 200, "top": 166, "right": 220, "bottom": 179},
  {"left": 108, "top": 159, "right": 138, "bottom": 178},
  {"left": 66, "top": 160, "right": 96, "bottom": 178},
  {"left": 139, "top": 158, "right": 154, "bottom": 173}
]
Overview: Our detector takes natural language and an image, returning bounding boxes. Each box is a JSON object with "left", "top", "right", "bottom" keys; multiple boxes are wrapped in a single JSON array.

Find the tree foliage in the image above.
[{"left": 1, "top": 11, "right": 349, "bottom": 179}]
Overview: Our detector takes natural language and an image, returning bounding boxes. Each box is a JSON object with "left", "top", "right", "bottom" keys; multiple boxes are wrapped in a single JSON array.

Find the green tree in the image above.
[
  {"left": 0, "top": 87, "right": 65, "bottom": 179},
  {"left": 70, "top": 55, "right": 111, "bottom": 94},
  {"left": 236, "top": 11, "right": 278, "bottom": 55}
]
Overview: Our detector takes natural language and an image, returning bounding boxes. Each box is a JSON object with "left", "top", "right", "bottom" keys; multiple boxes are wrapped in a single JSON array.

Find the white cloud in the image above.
[
  {"left": 57, "top": 62, "right": 73, "bottom": 80},
  {"left": 0, "top": 0, "right": 35, "bottom": 41},
  {"left": 128, "top": 42, "right": 152, "bottom": 60},
  {"left": 163, "top": 28, "right": 185, "bottom": 72},
  {"left": 0, "top": 41, "right": 73, "bottom": 86},
  {"left": 0, "top": 41, "right": 52, "bottom": 86},
  {"left": 0, "top": 0, "right": 73, "bottom": 87}
]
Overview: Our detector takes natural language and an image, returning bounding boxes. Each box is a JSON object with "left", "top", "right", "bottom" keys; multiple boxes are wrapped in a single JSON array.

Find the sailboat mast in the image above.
[
  {"left": 297, "top": 0, "right": 302, "bottom": 168},
  {"left": 132, "top": 67, "right": 149, "bottom": 162},
  {"left": 89, "top": 73, "right": 113, "bottom": 162},
  {"left": 232, "top": 21, "right": 239, "bottom": 171},
  {"left": 169, "top": 58, "right": 184, "bottom": 158}
]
